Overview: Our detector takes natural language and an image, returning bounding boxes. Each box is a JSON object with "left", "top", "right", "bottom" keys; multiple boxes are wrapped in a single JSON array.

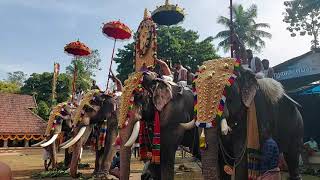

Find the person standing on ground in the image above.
[
  {"left": 262, "top": 59, "right": 274, "bottom": 78},
  {"left": 258, "top": 130, "right": 281, "bottom": 180}
]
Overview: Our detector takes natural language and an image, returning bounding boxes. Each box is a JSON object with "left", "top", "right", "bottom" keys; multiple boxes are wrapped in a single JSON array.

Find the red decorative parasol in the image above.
[
  {"left": 64, "top": 40, "right": 91, "bottom": 102},
  {"left": 102, "top": 20, "right": 132, "bottom": 90},
  {"left": 64, "top": 40, "right": 91, "bottom": 56}
]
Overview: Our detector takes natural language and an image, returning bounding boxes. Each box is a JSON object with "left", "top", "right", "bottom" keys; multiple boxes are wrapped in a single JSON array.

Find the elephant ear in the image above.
[
  {"left": 240, "top": 69, "right": 258, "bottom": 108},
  {"left": 153, "top": 80, "right": 173, "bottom": 111}
]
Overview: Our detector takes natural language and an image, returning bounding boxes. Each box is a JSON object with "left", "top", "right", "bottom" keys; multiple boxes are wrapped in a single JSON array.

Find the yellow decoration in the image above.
[
  {"left": 135, "top": 10, "right": 156, "bottom": 72},
  {"left": 45, "top": 102, "right": 67, "bottom": 136},
  {"left": 118, "top": 72, "right": 143, "bottom": 128},
  {"left": 0, "top": 134, "right": 44, "bottom": 141},
  {"left": 194, "top": 58, "right": 236, "bottom": 123},
  {"left": 73, "top": 90, "right": 100, "bottom": 125},
  {"left": 199, "top": 128, "right": 206, "bottom": 149}
]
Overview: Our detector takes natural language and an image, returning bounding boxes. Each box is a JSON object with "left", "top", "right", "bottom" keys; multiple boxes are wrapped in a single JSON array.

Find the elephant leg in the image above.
[
  {"left": 161, "top": 143, "right": 176, "bottom": 180},
  {"left": 100, "top": 128, "right": 117, "bottom": 174},
  {"left": 94, "top": 149, "right": 103, "bottom": 175},
  {"left": 161, "top": 125, "right": 186, "bottom": 180},
  {"left": 64, "top": 148, "right": 72, "bottom": 168},
  {"left": 284, "top": 141, "right": 302, "bottom": 180},
  {"left": 200, "top": 127, "right": 219, "bottom": 180}
]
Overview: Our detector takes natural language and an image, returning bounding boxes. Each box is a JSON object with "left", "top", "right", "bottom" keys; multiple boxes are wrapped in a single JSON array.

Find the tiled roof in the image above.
[{"left": 0, "top": 93, "right": 46, "bottom": 135}]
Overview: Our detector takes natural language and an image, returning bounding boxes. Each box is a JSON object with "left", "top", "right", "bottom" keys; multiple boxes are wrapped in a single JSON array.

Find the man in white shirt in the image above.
[{"left": 246, "top": 49, "right": 264, "bottom": 78}]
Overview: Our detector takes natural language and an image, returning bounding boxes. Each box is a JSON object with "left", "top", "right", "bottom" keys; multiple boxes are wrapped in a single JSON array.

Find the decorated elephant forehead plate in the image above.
[
  {"left": 45, "top": 102, "right": 67, "bottom": 136},
  {"left": 194, "top": 58, "right": 237, "bottom": 124},
  {"left": 73, "top": 89, "right": 100, "bottom": 125},
  {"left": 118, "top": 72, "right": 144, "bottom": 128}
]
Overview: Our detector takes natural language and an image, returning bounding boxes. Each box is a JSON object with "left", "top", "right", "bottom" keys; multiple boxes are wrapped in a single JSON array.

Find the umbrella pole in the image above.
[
  {"left": 72, "top": 59, "right": 78, "bottom": 103},
  {"left": 106, "top": 39, "right": 117, "bottom": 90}
]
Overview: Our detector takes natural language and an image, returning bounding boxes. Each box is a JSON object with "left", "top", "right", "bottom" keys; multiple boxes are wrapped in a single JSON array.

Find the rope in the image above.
[{"left": 218, "top": 132, "right": 247, "bottom": 168}]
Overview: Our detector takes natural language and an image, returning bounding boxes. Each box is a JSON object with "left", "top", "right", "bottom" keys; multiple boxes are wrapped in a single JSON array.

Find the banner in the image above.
[{"left": 52, "top": 62, "right": 60, "bottom": 103}]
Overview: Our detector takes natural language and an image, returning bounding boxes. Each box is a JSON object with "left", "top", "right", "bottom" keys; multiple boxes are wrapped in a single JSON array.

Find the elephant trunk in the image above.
[
  {"left": 51, "top": 142, "right": 57, "bottom": 169},
  {"left": 119, "top": 121, "right": 137, "bottom": 180},
  {"left": 69, "top": 138, "right": 83, "bottom": 178},
  {"left": 201, "top": 128, "right": 220, "bottom": 180}
]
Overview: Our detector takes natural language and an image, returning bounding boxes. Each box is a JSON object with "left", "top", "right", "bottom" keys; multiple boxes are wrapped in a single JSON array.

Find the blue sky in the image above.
[{"left": 0, "top": 0, "right": 312, "bottom": 88}]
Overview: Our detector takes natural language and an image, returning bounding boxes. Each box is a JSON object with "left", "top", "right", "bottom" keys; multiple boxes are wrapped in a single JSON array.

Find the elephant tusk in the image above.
[
  {"left": 180, "top": 119, "right": 195, "bottom": 130},
  {"left": 40, "top": 134, "right": 59, "bottom": 147},
  {"left": 31, "top": 139, "right": 47, "bottom": 147},
  {"left": 59, "top": 137, "right": 74, "bottom": 148},
  {"left": 124, "top": 121, "right": 140, "bottom": 147},
  {"left": 60, "top": 127, "right": 87, "bottom": 149}
]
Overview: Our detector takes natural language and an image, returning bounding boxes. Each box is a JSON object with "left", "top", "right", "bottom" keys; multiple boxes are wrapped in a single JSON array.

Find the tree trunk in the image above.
[{"left": 201, "top": 127, "right": 219, "bottom": 180}]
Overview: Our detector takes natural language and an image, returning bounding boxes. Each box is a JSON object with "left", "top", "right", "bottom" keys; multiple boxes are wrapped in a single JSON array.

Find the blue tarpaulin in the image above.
[{"left": 299, "top": 85, "right": 320, "bottom": 95}]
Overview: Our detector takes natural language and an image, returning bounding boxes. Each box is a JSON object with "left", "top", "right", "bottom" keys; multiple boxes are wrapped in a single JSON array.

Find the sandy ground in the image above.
[
  {"left": 0, "top": 148, "right": 143, "bottom": 180},
  {"left": 0, "top": 148, "right": 319, "bottom": 180}
]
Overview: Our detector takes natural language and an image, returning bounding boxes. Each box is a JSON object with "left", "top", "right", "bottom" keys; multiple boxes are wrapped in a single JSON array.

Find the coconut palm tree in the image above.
[{"left": 215, "top": 4, "right": 272, "bottom": 52}]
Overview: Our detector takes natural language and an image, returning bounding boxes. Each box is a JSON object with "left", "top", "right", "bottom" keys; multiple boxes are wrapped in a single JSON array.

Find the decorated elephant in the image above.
[
  {"left": 32, "top": 102, "right": 75, "bottom": 169},
  {"left": 60, "top": 90, "right": 119, "bottom": 178},
  {"left": 118, "top": 72, "right": 198, "bottom": 180},
  {"left": 193, "top": 58, "right": 303, "bottom": 180}
]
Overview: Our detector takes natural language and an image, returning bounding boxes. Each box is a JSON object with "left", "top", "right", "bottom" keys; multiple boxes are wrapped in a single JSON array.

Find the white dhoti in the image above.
[{"left": 177, "top": 81, "right": 187, "bottom": 87}]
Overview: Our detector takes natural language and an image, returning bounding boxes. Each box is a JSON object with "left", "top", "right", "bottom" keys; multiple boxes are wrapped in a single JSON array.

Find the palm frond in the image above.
[
  {"left": 214, "top": 30, "right": 231, "bottom": 39},
  {"left": 217, "top": 16, "right": 231, "bottom": 27},
  {"left": 253, "top": 23, "right": 271, "bottom": 29}
]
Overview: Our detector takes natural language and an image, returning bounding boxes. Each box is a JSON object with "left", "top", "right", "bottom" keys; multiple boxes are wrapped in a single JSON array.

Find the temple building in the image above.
[{"left": 0, "top": 93, "right": 46, "bottom": 147}]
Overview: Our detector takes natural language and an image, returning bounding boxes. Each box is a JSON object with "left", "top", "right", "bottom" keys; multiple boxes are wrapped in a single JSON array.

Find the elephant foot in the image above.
[
  {"left": 288, "top": 176, "right": 302, "bottom": 180},
  {"left": 94, "top": 171, "right": 116, "bottom": 180}
]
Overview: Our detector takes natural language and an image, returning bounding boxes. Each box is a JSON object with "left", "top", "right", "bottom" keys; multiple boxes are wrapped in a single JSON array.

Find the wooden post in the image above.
[
  {"left": 106, "top": 39, "right": 117, "bottom": 90},
  {"left": 3, "top": 140, "right": 8, "bottom": 148},
  {"left": 230, "top": 0, "right": 234, "bottom": 58},
  {"left": 24, "top": 140, "right": 29, "bottom": 147}
]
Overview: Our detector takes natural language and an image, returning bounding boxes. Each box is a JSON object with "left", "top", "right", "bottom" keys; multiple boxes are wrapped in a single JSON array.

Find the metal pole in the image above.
[
  {"left": 230, "top": 0, "right": 234, "bottom": 58},
  {"left": 106, "top": 39, "right": 117, "bottom": 90}
]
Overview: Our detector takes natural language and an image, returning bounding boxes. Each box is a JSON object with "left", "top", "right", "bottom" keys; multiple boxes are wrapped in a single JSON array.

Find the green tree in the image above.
[
  {"left": 35, "top": 101, "right": 50, "bottom": 120},
  {"left": 214, "top": 4, "right": 272, "bottom": 52},
  {"left": 0, "top": 81, "right": 20, "bottom": 93},
  {"left": 283, "top": 0, "right": 320, "bottom": 49},
  {"left": 66, "top": 49, "right": 102, "bottom": 91},
  {"left": 20, "top": 73, "right": 72, "bottom": 120},
  {"left": 114, "top": 26, "right": 219, "bottom": 82},
  {"left": 7, "top": 71, "right": 27, "bottom": 86}
]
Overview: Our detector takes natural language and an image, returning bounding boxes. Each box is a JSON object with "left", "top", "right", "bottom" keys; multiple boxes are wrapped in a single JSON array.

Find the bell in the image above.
[{"left": 199, "top": 128, "right": 206, "bottom": 149}]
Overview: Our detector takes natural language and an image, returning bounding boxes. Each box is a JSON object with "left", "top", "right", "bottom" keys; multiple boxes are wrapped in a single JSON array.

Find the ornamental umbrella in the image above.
[
  {"left": 64, "top": 40, "right": 91, "bottom": 102},
  {"left": 102, "top": 21, "right": 132, "bottom": 90},
  {"left": 151, "top": 0, "right": 185, "bottom": 26}
]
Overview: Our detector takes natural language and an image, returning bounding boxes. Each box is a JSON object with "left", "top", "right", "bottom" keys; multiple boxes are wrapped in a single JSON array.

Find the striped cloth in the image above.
[{"left": 98, "top": 121, "right": 107, "bottom": 150}]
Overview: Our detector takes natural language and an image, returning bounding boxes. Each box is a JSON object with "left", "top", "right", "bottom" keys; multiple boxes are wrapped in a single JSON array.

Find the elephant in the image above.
[
  {"left": 213, "top": 68, "right": 304, "bottom": 180},
  {"left": 60, "top": 91, "right": 119, "bottom": 178},
  {"left": 119, "top": 72, "right": 199, "bottom": 180},
  {"left": 32, "top": 102, "right": 74, "bottom": 169}
]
